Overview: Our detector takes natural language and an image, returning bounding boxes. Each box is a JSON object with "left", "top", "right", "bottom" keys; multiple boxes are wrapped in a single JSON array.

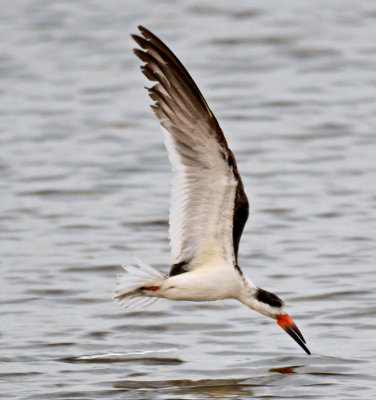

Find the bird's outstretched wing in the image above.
[{"left": 132, "top": 26, "right": 249, "bottom": 274}]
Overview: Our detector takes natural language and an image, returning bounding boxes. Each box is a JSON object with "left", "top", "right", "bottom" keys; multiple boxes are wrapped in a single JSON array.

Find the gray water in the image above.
[{"left": 1, "top": 0, "right": 376, "bottom": 398}]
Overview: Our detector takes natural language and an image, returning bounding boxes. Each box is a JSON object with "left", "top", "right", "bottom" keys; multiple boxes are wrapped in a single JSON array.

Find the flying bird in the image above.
[{"left": 114, "top": 26, "right": 311, "bottom": 355}]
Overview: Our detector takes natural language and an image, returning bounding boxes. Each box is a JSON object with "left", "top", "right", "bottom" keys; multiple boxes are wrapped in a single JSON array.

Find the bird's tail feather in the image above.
[{"left": 113, "top": 257, "right": 166, "bottom": 309}]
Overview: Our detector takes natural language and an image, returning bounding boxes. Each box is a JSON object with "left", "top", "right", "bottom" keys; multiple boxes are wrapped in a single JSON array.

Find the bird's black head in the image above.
[{"left": 256, "top": 288, "right": 284, "bottom": 308}]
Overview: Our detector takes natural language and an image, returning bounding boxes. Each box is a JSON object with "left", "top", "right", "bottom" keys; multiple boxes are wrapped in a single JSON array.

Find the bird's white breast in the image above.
[{"left": 160, "top": 262, "right": 241, "bottom": 302}]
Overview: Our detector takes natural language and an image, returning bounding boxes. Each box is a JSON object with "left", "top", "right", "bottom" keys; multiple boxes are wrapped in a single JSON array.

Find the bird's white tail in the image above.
[{"left": 113, "top": 257, "right": 166, "bottom": 309}]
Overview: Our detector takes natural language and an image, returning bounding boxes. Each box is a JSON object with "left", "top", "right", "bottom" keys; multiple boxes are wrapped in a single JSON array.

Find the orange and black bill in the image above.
[{"left": 277, "top": 314, "right": 311, "bottom": 355}]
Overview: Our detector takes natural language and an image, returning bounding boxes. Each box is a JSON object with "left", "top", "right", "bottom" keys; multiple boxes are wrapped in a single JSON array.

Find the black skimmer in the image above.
[{"left": 114, "top": 26, "right": 311, "bottom": 355}]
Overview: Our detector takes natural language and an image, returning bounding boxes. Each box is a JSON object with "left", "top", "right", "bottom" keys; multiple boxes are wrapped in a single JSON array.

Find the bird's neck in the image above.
[
  {"left": 237, "top": 276, "right": 258, "bottom": 308},
  {"left": 237, "top": 276, "right": 276, "bottom": 319}
]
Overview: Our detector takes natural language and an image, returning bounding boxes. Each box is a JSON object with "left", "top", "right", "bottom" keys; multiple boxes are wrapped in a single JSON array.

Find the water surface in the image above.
[{"left": 1, "top": 0, "right": 376, "bottom": 398}]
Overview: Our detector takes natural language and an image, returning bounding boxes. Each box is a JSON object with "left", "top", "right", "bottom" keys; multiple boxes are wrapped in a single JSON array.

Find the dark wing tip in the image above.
[
  {"left": 132, "top": 34, "right": 149, "bottom": 50},
  {"left": 138, "top": 25, "right": 153, "bottom": 38},
  {"left": 136, "top": 26, "right": 160, "bottom": 45},
  {"left": 131, "top": 26, "right": 151, "bottom": 48},
  {"left": 133, "top": 48, "right": 147, "bottom": 62},
  {"left": 130, "top": 33, "right": 140, "bottom": 43}
]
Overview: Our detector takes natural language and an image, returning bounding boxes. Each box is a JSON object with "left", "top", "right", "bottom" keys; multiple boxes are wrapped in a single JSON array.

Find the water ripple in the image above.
[{"left": 1, "top": 1, "right": 376, "bottom": 399}]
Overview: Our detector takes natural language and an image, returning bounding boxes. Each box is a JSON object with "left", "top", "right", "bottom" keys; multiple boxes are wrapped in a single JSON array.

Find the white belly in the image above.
[{"left": 160, "top": 266, "right": 241, "bottom": 301}]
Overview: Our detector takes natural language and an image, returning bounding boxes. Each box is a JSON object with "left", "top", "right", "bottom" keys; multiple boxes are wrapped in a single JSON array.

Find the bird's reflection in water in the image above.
[
  {"left": 113, "top": 378, "right": 254, "bottom": 399},
  {"left": 171, "top": 380, "right": 254, "bottom": 398},
  {"left": 269, "top": 365, "right": 302, "bottom": 374},
  {"left": 113, "top": 365, "right": 307, "bottom": 398}
]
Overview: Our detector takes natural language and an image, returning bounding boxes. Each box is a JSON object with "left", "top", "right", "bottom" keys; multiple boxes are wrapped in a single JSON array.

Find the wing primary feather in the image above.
[
  {"left": 136, "top": 49, "right": 205, "bottom": 122},
  {"left": 137, "top": 26, "right": 214, "bottom": 118},
  {"left": 132, "top": 26, "right": 250, "bottom": 266}
]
